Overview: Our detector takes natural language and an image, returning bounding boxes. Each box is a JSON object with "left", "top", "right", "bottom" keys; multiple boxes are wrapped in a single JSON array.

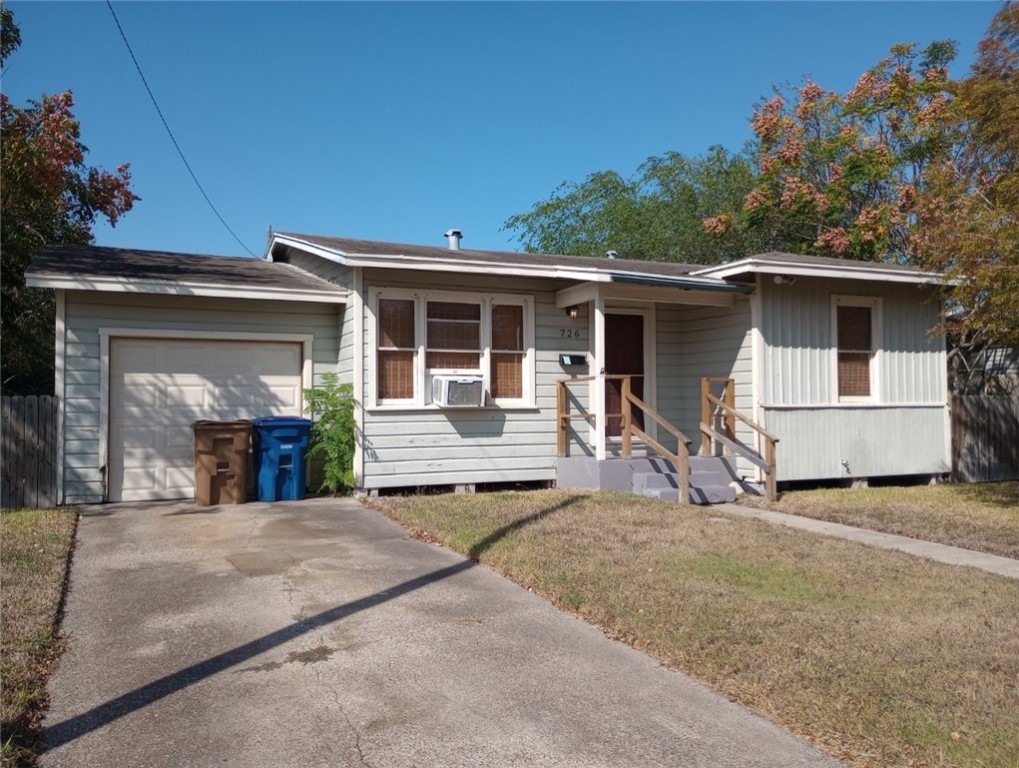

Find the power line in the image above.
[{"left": 105, "top": 1, "right": 257, "bottom": 257}]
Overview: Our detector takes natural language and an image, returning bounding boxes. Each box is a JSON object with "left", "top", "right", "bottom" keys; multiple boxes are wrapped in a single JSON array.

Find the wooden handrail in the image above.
[
  {"left": 557, "top": 375, "right": 691, "bottom": 505},
  {"left": 626, "top": 391, "right": 692, "bottom": 446},
  {"left": 701, "top": 377, "right": 778, "bottom": 502},
  {"left": 704, "top": 392, "right": 780, "bottom": 443}
]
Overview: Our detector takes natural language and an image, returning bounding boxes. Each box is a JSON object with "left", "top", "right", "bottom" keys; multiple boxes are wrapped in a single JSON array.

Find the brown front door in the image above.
[{"left": 605, "top": 313, "right": 645, "bottom": 437}]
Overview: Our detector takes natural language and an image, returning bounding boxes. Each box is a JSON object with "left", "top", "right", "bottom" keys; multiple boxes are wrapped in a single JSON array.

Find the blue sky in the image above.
[{"left": 4, "top": 1, "right": 996, "bottom": 258}]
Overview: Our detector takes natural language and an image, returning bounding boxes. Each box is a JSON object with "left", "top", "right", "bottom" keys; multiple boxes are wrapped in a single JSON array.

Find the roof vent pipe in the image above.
[
  {"left": 606, "top": 250, "right": 618, "bottom": 259},
  {"left": 444, "top": 229, "right": 463, "bottom": 251}
]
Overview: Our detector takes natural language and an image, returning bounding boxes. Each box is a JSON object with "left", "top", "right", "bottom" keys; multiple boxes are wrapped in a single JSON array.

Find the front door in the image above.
[{"left": 605, "top": 313, "right": 645, "bottom": 437}]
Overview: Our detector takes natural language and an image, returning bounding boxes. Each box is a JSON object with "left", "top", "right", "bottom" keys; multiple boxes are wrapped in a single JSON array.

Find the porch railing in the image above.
[
  {"left": 700, "top": 377, "right": 779, "bottom": 501},
  {"left": 556, "top": 375, "right": 693, "bottom": 505}
]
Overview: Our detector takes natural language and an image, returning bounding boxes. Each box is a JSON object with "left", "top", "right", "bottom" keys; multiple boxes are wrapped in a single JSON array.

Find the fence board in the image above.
[
  {"left": 1, "top": 397, "right": 11, "bottom": 506},
  {"left": 1, "top": 395, "right": 61, "bottom": 508},
  {"left": 951, "top": 395, "right": 1019, "bottom": 482}
]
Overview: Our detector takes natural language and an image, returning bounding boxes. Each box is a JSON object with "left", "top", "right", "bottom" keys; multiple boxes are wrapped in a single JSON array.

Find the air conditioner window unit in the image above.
[{"left": 432, "top": 374, "right": 485, "bottom": 407}]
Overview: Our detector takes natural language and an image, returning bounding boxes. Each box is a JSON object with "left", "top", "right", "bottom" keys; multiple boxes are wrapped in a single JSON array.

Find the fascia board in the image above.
[
  {"left": 270, "top": 234, "right": 351, "bottom": 265},
  {"left": 694, "top": 259, "right": 943, "bottom": 285},
  {"left": 26, "top": 275, "right": 348, "bottom": 304}
]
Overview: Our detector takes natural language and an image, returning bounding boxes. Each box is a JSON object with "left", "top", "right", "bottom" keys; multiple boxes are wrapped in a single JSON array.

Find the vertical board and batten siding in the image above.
[
  {"left": 758, "top": 277, "right": 949, "bottom": 481},
  {"left": 60, "top": 292, "right": 341, "bottom": 503},
  {"left": 360, "top": 268, "right": 589, "bottom": 488},
  {"left": 656, "top": 298, "right": 756, "bottom": 478}
]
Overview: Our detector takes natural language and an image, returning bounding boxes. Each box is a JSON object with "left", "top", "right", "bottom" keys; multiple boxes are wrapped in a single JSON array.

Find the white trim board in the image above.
[{"left": 27, "top": 275, "right": 347, "bottom": 304}]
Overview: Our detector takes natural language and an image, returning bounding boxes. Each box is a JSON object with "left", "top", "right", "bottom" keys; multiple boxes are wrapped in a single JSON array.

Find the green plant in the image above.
[{"left": 303, "top": 373, "right": 357, "bottom": 493}]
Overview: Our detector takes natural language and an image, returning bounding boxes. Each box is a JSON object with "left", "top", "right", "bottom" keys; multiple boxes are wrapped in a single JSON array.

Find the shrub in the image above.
[{"left": 304, "top": 373, "right": 357, "bottom": 493}]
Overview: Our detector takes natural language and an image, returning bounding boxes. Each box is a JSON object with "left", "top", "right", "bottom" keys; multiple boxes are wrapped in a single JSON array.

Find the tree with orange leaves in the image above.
[
  {"left": 703, "top": 40, "right": 959, "bottom": 263},
  {"left": 1, "top": 8, "right": 138, "bottom": 394}
]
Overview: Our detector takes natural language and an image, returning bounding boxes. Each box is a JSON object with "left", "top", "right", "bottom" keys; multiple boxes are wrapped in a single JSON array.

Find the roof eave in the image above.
[
  {"left": 610, "top": 273, "right": 754, "bottom": 294},
  {"left": 26, "top": 274, "right": 348, "bottom": 304},
  {"left": 692, "top": 258, "right": 944, "bottom": 285}
]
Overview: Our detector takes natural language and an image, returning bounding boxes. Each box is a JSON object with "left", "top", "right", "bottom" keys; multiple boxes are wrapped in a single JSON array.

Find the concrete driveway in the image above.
[{"left": 43, "top": 497, "right": 843, "bottom": 768}]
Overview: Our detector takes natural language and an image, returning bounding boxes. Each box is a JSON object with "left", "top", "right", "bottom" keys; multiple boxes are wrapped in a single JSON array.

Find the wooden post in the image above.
[
  {"left": 765, "top": 438, "right": 777, "bottom": 502},
  {"left": 621, "top": 376, "right": 632, "bottom": 457},
  {"left": 724, "top": 379, "right": 736, "bottom": 444},
  {"left": 678, "top": 441, "right": 690, "bottom": 506},
  {"left": 556, "top": 381, "right": 566, "bottom": 457},
  {"left": 700, "top": 378, "right": 712, "bottom": 456}
]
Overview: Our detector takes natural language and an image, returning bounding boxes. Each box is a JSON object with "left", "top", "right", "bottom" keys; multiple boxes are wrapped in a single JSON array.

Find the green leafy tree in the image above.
[
  {"left": 504, "top": 146, "right": 768, "bottom": 264},
  {"left": 915, "top": 3, "right": 1019, "bottom": 349},
  {"left": 304, "top": 374, "right": 357, "bottom": 493},
  {"left": 704, "top": 41, "right": 959, "bottom": 262},
  {"left": 1, "top": 7, "right": 138, "bottom": 394}
]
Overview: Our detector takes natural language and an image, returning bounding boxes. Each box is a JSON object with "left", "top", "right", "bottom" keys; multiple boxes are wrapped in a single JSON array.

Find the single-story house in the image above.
[{"left": 26, "top": 231, "right": 950, "bottom": 505}]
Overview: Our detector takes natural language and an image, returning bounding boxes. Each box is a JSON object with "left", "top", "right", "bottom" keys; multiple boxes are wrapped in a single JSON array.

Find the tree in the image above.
[
  {"left": 703, "top": 41, "right": 959, "bottom": 263},
  {"left": 914, "top": 3, "right": 1019, "bottom": 349},
  {"left": 503, "top": 146, "right": 770, "bottom": 264},
  {"left": 1, "top": 7, "right": 138, "bottom": 394}
]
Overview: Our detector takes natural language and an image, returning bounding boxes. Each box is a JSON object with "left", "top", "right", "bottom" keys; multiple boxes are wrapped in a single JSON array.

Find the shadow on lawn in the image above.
[
  {"left": 953, "top": 481, "right": 1019, "bottom": 510},
  {"left": 44, "top": 495, "right": 581, "bottom": 751}
]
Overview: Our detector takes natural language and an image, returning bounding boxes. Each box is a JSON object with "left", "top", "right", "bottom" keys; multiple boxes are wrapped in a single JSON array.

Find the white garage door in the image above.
[{"left": 109, "top": 338, "right": 304, "bottom": 502}]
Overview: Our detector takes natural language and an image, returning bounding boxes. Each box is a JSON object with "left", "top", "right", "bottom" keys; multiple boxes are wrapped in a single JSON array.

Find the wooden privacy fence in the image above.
[
  {"left": 1, "top": 395, "right": 59, "bottom": 508},
  {"left": 951, "top": 395, "right": 1019, "bottom": 482}
]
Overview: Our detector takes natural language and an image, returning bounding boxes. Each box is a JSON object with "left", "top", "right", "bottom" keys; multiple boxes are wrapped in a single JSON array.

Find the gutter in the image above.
[{"left": 610, "top": 273, "right": 755, "bottom": 294}]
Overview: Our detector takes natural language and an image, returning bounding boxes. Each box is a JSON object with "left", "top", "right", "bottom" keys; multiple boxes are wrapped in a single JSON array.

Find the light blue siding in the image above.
[
  {"left": 360, "top": 269, "right": 589, "bottom": 488},
  {"left": 60, "top": 292, "right": 341, "bottom": 504},
  {"left": 759, "top": 276, "right": 949, "bottom": 480}
]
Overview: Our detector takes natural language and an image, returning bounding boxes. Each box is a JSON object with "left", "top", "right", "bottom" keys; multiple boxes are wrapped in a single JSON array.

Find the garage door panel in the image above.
[
  {"left": 166, "top": 384, "right": 208, "bottom": 408},
  {"left": 109, "top": 338, "right": 304, "bottom": 502},
  {"left": 121, "top": 465, "right": 161, "bottom": 492}
]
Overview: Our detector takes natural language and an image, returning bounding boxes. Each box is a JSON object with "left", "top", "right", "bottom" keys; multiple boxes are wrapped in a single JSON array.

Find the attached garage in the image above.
[
  {"left": 26, "top": 244, "right": 349, "bottom": 504},
  {"left": 108, "top": 337, "right": 305, "bottom": 501}
]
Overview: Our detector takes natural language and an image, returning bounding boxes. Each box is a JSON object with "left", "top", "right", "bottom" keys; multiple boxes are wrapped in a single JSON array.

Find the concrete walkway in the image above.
[
  {"left": 43, "top": 497, "right": 843, "bottom": 768},
  {"left": 716, "top": 503, "right": 1019, "bottom": 580}
]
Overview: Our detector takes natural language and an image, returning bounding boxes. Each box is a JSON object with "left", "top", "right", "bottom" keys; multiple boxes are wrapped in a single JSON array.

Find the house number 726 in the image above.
[{"left": 560, "top": 328, "right": 582, "bottom": 338}]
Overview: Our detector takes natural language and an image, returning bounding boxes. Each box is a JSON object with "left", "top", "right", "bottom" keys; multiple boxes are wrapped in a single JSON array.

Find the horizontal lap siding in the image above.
[
  {"left": 61, "top": 293, "right": 341, "bottom": 504},
  {"left": 657, "top": 299, "right": 755, "bottom": 477},
  {"left": 759, "top": 278, "right": 949, "bottom": 480},
  {"left": 361, "top": 269, "right": 588, "bottom": 488}
]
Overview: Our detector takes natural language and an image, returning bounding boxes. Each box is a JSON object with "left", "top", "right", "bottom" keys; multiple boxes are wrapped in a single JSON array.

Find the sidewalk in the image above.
[{"left": 717, "top": 504, "right": 1019, "bottom": 580}]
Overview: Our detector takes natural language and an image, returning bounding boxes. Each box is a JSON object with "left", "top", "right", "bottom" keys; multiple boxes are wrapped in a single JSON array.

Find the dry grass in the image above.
[
  {"left": 741, "top": 482, "right": 1019, "bottom": 559},
  {"left": 374, "top": 490, "right": 1019, "bottom": 768},
  {"left": 1, "top": 508, "right": 77, "bottom": 768}
]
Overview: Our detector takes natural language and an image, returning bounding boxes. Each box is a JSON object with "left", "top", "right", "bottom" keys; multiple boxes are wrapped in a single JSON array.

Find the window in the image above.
[
  {"left": 833, "top": 296, "right": 881, "bottom": 401},
  {"left": 371, "top": 289, "right": 533, "bottom": 407},
  {"left": 426, "top": 302, "right": 481, "bottom": 370},
  {"left": 377, "top": 298, "right": 415, "bottom": 401},
  {"left": 491, "top": 304, "right": 524, "bottom": 399}
]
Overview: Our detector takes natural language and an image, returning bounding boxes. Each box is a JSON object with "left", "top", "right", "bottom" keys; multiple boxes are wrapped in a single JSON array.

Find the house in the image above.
[{"left": 26, "top": 232, "right": 950, "bottom": 505}]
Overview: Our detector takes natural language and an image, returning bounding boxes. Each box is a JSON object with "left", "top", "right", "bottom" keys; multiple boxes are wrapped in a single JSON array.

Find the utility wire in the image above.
[{"left": 105, "top": 1, "right": 257, "bottom": 257}]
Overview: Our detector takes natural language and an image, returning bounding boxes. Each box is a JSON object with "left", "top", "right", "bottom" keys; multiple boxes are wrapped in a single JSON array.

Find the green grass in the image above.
[
  {"left": 742, "top": 482, "right": 1019, "bottom": 559},
  {"left": 1, "top": 508, "right": 77, "bottom": 768},
  {"left": 373, "top": 490, "right": 1019, "bottom": 768}
]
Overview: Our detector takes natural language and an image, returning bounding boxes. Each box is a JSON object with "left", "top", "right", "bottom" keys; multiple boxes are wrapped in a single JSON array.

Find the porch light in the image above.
[{"left": 565, "top": 305, "right": 580, "bottom": 319}]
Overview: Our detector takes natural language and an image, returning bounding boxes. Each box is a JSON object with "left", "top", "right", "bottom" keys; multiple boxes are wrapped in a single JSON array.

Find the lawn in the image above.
[
  {"left": 373, "top": 490, "right": 1019, "bottom": 768},
  {"left": 741, "top": 482, "right": 1019, "bottom": 559},
  {"left": 1, "top": 508, "right": 77, "bottom": 768}
]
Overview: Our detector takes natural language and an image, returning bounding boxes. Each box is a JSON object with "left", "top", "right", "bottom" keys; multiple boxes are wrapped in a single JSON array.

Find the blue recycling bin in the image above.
[{"left": 251, "top": 416, "right": 314, "bottom": 502}]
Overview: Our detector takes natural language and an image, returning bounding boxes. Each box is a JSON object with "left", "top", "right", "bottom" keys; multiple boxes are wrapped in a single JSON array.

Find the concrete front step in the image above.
[
  {"left": 633, "top": 470, "right": 727, "bottom": 493},
  {"left": 646, "top": 485, "right": 738, "bottom": 504}
]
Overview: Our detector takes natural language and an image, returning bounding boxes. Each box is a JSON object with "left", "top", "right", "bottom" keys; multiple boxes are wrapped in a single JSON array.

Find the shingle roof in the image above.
[
  {"left": 27, "top": 243, "right": 345, "bottom": 296},
  {"left": 275, "top": 232, "right": 705, "bottom": 278}
]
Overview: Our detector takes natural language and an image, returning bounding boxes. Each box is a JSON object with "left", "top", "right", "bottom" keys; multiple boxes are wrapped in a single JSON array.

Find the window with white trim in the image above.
[
  {"left": 371, "top": 288, "right": 534, "bottom": 407},
  {"left": 833, "top": 295, "right": 881, "bottom": 401}
]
